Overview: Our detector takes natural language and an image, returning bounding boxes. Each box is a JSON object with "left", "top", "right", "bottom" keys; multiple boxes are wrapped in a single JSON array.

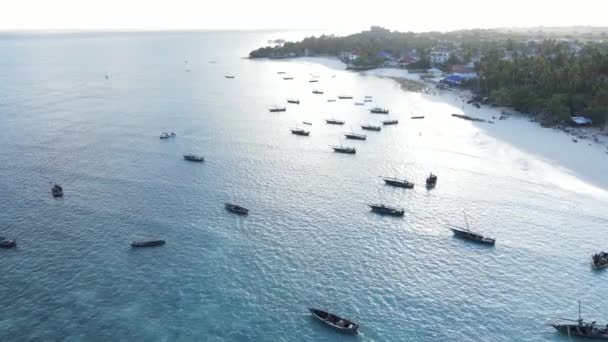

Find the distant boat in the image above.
[
  {"left": 344, "top": 132, "right": 366, "bottom": 140},
  {"left": 277, "top": 71, "right": 286, "bottom": 74},
  {"left": 551, "top": 301, "right": 608, "bottom": 340},
  {"left": 308, "top": 80, "right": 319, "bottom": 83},
  {"left": 327, "top": 99, "right": 337, "bottom": 102},
  {"left": 411, "top": 116, "right": 425, "bottom": 119},
  {"left": 269, "top": 106, "right": 286, "bottom": 112},
  {"left": 426, "top": 173, "right": 438, "bottom": 188},
  {"left": 52, "top": 184, "right": 63, "bottom": 198},
  {"left": 302, "top": 121, "right": 312, "bottom": 125},
  {"left": 283, "top": 77, "right": 294, "bottom": 80},
  {"left": 104, "top": 75, "right": 109, "bottom": 79},
  {"left": 449, "top": 212, "right": 495, "bottom": 245},
  {"left": 326, "top": 118, "right": 345, "bottom": 125},
  {"left": 225, "top": 203, "right": 249, "bottom": 215},
  {"left": 312, "top": 90, "right": 324, "bottom": 94},
  {"left": 338, "top": 95, "right": 353, "bottom": 99},
  {"left": 309, "top": 308, "right": 359, "bottom": 335},
  {"left": 330, "top": 145, "right": 356, "bottom": 154},
  {"left": 361, "top": 124, "right": 381, "bottom": 131},
  {"left": 364, "top": 96, "right": 372, "bottom": 99},
  {"left": 131, "top": 240, "right": 165, "bottom": 248},
  {"left": 369, "top": 107, "right": 389, "bottom": 114},
  {"left": 160, "top": 132, "right": 176, "bottom": 139},
  {"left": 287, "top": 99, "right": 300, "bottom": 104},
  {"left": 382, "top": 177, "right": 414, "bottom": 188},
  {"left": 291, "top": 128, "right": 310, "bottom": 136},
  {"left": 593, "top": 252, "right": 608, "bottom": 269},
  {"left": 369, "top": 204, "right": 405, "bottom": 216},
  {"left": 364, "top": 99, "right": 372, "bottom": 102},
  {"left": 225, "top": 75, "right": 236, "bottom": 79},
  {"left": 382, "top": 119, "right": 399, "bottom": 125},
  {"left": 354, "top": 102, "right": 365, "bottom": 106},
  {"left": 183, "top": 154, "right": 205, "bottom": 162},
  {"left": 0, "top": 237, "right": 16, "bottom": 249}
]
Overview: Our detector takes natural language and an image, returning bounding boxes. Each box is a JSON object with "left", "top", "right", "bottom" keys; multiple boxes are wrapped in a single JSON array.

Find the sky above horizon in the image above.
[{"left": 2, "top": 0, "right": 607, "bottom": 32}]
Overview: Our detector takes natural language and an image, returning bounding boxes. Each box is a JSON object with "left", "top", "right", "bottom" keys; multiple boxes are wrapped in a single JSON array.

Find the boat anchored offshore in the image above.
[
  {"left": 160, "top": 132, "right": 176, "bottom": 139},
  {"left": 382, "top": 119, "right": 398, "bottom": 125},
  {"left": 0, "top": 237, "right": 16, "bottom": 249},
  {"left": 411, "top": 116, "right": 425, "bottom": 119},
  {"left": 330, "top": 145, "right": 356, "bottom": 154},
  {"left": 344, "top": 132, "right": 366, "bottom": 140},
  {"left": 269, "top": 106, "right": 286, "bottom": 112},
  {"left": 593, "top": 252, "right": 608, "bottom": 269},
  {"left": 369, "top": 107, "right": 389, "bottom": 114},
  {"left": 287, "top": 99, "right": 300, "bottom": 104},
  {"left": 449, "top": 212, "right": 495, "bottom": 245},
  {"left": 183, "top": 154, "right": 205, "bottom": 162},
  {"left": 131, "top": 240, "right": 165, "bottom": 248},
  {"left": 225, "top": 75, "right": 236, "bottom": 79},
  {"left": 354, "top": 102, "right": 365, "bottom": 106},
  {"left": 326, "top": 118, "right": 345, "bottom": 125},
  {"left": 291, "top": 128, "right": 310, "bottom": 136},
  {"left": 52, "top": 184, "right": 64, "bottom": 197},
  {"left": 551, "top": 302, "right": 608, "bottom": 340},
  {"left": 361, "top": 124, "right": 381, "bottom": 131},
  {"left": 308, "top": 308, "right": 359, "bottom": 335},
  {"left": 338, "top": 95, "right": 353, "bottom": 99},
  {"left": 369, "top": 204, "right": 405, "bottom": 216},
  {"left": 312, "top": 90, "right": 324, "bottom": 94},
  {"left": 225, "top": 203, "right": 249, "bottom": 215},
  {"left": 382, "top": 177, "right": 414, "bottom": 189},
  {"left": 426, "top": 173, "right": 438, "bottom": 188}
]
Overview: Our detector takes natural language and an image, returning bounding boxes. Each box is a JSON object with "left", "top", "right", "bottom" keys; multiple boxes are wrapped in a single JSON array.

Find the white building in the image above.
[{"left": 430, "top": 48, "right": 450, "bottom": 64}]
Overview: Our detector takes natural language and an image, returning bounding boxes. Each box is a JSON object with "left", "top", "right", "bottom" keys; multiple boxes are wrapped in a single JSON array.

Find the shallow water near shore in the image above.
[{"left": 1, "top": 31, "right": 608, "bottom": 342}]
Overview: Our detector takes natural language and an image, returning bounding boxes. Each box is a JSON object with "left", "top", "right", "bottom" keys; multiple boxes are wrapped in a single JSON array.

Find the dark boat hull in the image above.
[
  {"left": 344, "top": 134, "right": 366, "bottom": 140},
  {"left": 361, "top": 126, "right": 381, "bottom": 131},
  {"left": 552, "top": 324, "right": 608, "bottom": 339},
  {"left": 308, "top": 308, "right": 358, "bottom": 335},
  {"left": 369, "top": 205, "right": 405, "bottom": 216},
  {"left": 225, "top": 203, "right": 249, "bottom": 215},
  {"left": 0, "top": 240, "right": 16, "bottom": 248},
  {"left": 331, "top": 146, "right": 356, "bottom": 154},
  {"left": 383, "top": 179, "right": 414, "bottom": 188},
  {"left": 450, "top": 228, "right": 495, "bottom": 245},
  {"left": 131, "top": 240, "right": 166, "bottom": 247}
]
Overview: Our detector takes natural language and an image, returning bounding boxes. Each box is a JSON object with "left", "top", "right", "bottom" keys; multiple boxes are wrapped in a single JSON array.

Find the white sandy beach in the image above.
[{"left": 292, "top": 57, "right": 608, "bottom": 195}]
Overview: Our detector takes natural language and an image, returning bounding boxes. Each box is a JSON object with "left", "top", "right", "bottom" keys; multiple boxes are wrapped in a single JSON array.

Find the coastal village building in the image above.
[
  {"left": 339, "top": 51, "right": 359, "bottom": 63},
  {"left": 450, "top": 65, "right": 477, "bottom": 79},
  {"left": 430, "top": 47, "right": 451, "bottom": 64}
]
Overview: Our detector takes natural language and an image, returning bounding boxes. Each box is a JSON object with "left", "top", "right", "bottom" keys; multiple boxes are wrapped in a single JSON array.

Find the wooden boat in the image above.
[
  {"left": 277, "top": 71, "right": 286, "bottom": 74},
  {"left": 327, "top": 99, "right": 337, "bottom": 102},
  {"left": 326, "top": 119, "right": 345, "bottom": 125},
  {"left": 364, "top": 96, "right": 372, "bottom": 99},
  {"left": 364, "top": 99, "right": 372, "bottom": 102},
  {"left": 160, "top": 132, "right": 176, "bottom": 139},
  {"left": 0, "top": 238, "right": 16, "bottom": 248},
  {"left": 225, "top": 203, "right": 249, "bottom": 215},
  {"left": 291, "top": 128, "right": 310, "bottom": 136},
  {"left": 426, "top": 173, "right": 438, "bottom": 188},
  {"left": 369, "top": 204, "right": 404, "bottom": 216},
  {"left": 361, "top": 124, "right": 381, "bottom": 131},
  {"left": 382, "top": 177, "right": 414, "bottom": 189},
  {"left": 369, "top": 107, "right": 389, "bottom": 114},
  {"left": 411, "top": 116, "right": 425, "bottom": 119},
  {"left": 52, "top": 184, "right": 64, "bottom": 198},
  {"left": 308, "top": 80, "right": 319, "bottom": 83},
  {"left": 338, "top": 95, "right": 353, "bottom": 99},
  {"left": 308, "top": 308, "right": 359, "bottom": 335},
  {"left": 283, "top": 77, "right": 294, "bottom": 80},
  {"left": 183, "top": 154, "right": 205, "bottom": 162},
  {"left": 552, "top": 302, "right": 608, "bottom": 340},
  {"left": 131, "top": 240, "right": 165, "bottom": 248},
  {"left": 344, "top": 132, "right": 366, "bottom": 140},
  {"left": 302, "top": 121, "right": 312, "bottom": 125},
  {"left": 449, "top": 212, "right": 495, "bottom": 245},
  {"left": 225, "top": 75, "right": 236, "bottom": 79},
  {"left": 593, "top": 252, "right": 608, "bottom": 269},
  {"left": 269, "top": 106, "right": 286, "bottom": 112},
  {"left": 312, "top": 90, "right": 324, "bottom": 94},
  {"left": 354, "top": 102, "right": 365, "bottom": 106},
  {"left": 287, "top": 99, "right": 300, "bottom": 104},
  {"left": 330, "top": 145, "right": 356, "bottom": 154},
  {"left": 382, "top": 120, "right": 398, "bottom": 125}
]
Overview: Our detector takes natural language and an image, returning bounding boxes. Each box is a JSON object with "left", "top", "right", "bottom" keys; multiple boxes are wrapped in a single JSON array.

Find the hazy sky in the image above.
[{"left": 2, "top": 0, "right": 607, "bottom": 32}]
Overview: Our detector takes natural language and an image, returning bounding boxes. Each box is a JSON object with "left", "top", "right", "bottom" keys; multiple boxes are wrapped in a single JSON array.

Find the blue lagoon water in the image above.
[{"left": 1, "top": 31, "right": 608, "bottom": 341}]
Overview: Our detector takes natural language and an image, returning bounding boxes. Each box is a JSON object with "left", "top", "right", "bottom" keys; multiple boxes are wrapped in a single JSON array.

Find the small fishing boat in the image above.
[
  {"left": 312, "top": 90, "right": 324, "bottom": 94},
  {"left": 225, "top": 75, "right": 236, "bottom": 79},
  {"left": 411, "top": 116, "right": 425, "bottom": 119},
  {"left": 326, "top": 118, "right": 345, "bottom": 125},
  {"left": 52, "top": 184, "right": 64, "bottom": 198},
  {"left": 344, "top": 132, "right": 366, "bottom": 140},
  {"left": 269, "top": 106, "right": 286, "bottom": 112},
  {"left": 338, "top": 95, "right": 353, "bottom": 99},
  {"left": 426, "top": 173, "right": 438, "bottom": 188},
  {"left": 277, "top": 71, "right": 286, "bottom": 74},
  {"left": 131, "top": 240, "right": 166, "bottom": 248},
  {"left": 361, "top": 124, "right": 381, "bottom": 131},
  {"left": 449, "top": 212, "right": 495, "bottom": 245},
  {"left": 287, "top": 99, "right": 300, "bottom": 104},
  {"left": 183, "top": 154, "right": 205, "bottom": 162},
  {"left": 364, "top": 99, "right": 372, "bottom": 102},
  {"left": 330, "top": 145, "right": 356, "bottom": 154},
  {"left": 369, "top": 107, "right": 389, "bottom": 114},
  {"left": 308, "top": 79, "right": 319, "bottom": 83},
  {"left": 225, "top": 203, "right": 249, "bottom": 215},
  {"left": 308, "top": 308, "right": 359, "bottom": 335},
  {"left": 291, "top": 128, "right": 310, "bottom": 136},
  {"left": 327, "top": 99, "right": 337, "bottom": 102},
  {"left": 382, "top": 120, "right": 398, "bottom": 125},
  {"left": 302, "top": 121, "right": 312, "bottom": 125},
  {"left": 354, "top": 102, "right": 365, "bottom": 106},
  {"left": 593, "top": 252, "right": 608, "bottom": 269},
  {"left": 0, "top": 238, "right": 16, "bottom": 249},
  {"left": 364, "top": 96, "right": 372, "bottom": 99},
  {"left": 283, "top": 77, "right": 294, "bottom": 80},
  {"left": 160, "top": 132, "right": 176, "bottom": 139},
  {"left": 369, "top": 204, "right": 405, "bottom": 216},
  {"left": 551, "top": 302, "right": 608, "bottom": 340},
  {"left": 382, "top": 177, "right": 414, "bottom": 189}
]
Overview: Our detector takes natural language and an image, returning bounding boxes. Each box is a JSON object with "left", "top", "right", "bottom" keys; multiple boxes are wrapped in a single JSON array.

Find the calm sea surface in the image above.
[{"left": 1, "top": 31, "right": 607, "bottom": 342}]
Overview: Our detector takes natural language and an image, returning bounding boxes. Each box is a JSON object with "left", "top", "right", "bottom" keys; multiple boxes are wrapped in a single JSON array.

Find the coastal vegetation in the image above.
[{"left": 250, "top": 26, "right": 608, "bottom": 126}]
